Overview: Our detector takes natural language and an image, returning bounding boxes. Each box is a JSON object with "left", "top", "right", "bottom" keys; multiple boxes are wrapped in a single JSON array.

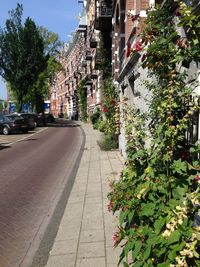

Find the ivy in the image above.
[{"left": 77, "top": 80, "right": 87, "bottom": 121}]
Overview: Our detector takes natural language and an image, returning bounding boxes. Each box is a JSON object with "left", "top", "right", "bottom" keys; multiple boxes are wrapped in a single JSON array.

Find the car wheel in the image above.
[{"left": 3, "top": 126, "right": 9, "bottom": 135}]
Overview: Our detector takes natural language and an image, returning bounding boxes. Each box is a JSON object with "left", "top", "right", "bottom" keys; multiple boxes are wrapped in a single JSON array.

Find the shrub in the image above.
[
  {"left": 97, "top": 134, "right": 118, "bottom": 151},
  {"left": 98, "top": 120, "right": 107, "bottom": 132},
  {"left": 90, "top": 109, "right": 101, "bottom": 125}
]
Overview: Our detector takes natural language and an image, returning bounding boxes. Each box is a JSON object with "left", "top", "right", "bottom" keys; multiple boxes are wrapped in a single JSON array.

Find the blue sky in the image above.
[{"left": 0, "top": 0, "right": 82, "bottom": 100}]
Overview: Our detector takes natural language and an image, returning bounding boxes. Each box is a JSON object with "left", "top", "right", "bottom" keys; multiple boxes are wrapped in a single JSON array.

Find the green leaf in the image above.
[
  {"left": 133, "top": 261, "right": 144, "bottom": 267},
  {"left": 172, "top": 160, "right": 187, "bottom": 174},
  {"left": 132, "top": 241, "right": 142, "bottom": 260},
  {"left": 143, "top": 244, "right": 151, "bottom": 260},
  {"left": 128, "top": 212, "right": 134, "bottom": 225},
  {"left": 166, "top": 230, "right": 181, "bottom": 245},
  {"left": 119, "top": 210, "right": 127, "bottom": 225},
  {"left": 140, "top": 203, "right": 155, "bottom": 216},
  {"left": 172, "top": 186, "right": 185, "bottom": 200},
  {"left": 157, "top": 262, "right": 170, "bottom": 267},
  {"left": 154, "top": 217, "right": 166, "bottom": 234},
  {"left": 193, "top": 39, "right": 199, "bottom": 45},
  {"left": 123, "top": 242, "right": 131, "bottom": 257},
  {"left": 123, "top": 262, "right": 129, "bottom": 267}
]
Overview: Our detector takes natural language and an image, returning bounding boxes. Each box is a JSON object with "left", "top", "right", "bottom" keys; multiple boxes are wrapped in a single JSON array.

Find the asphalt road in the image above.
[{"left": 0, "top": 121, "right": 84, "bottom": 267}]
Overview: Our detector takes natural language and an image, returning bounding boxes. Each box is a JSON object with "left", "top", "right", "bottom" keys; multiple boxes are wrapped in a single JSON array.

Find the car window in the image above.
[{"left": 0, "top": 116, "right": 10, "bottom": 122}]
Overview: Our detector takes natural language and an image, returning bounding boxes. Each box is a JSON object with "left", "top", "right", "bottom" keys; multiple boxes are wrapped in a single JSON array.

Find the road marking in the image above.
[{"left": 1, "top": 128, "right": 48, "bottom": 146}]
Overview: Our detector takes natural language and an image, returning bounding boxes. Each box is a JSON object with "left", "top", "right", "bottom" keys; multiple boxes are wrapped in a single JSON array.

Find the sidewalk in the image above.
[{"left": 45, "top": 123, "right": 124, "bottom": 267}]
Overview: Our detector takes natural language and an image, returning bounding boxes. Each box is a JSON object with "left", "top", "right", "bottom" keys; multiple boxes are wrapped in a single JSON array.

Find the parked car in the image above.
[
  {"left": 18, "top": 113, "right": 40, "bottom": 127},
  {"left": 37, "top": 113, "right": 55, "bottom": 125},
  {"left": 0, "top": 114, "right": 29, "bottom": 135},
  {"left": 7, "top": 114, "right": 36, "bottom": 131}
]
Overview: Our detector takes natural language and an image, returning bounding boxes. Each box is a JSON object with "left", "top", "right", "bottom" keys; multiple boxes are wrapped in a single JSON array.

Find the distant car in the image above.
[
  {"left": 37, "top": 113, "right": 55, "bottom": 125},
  {"left": 0, "top": 114, "right": 29, "bottom": 135}
]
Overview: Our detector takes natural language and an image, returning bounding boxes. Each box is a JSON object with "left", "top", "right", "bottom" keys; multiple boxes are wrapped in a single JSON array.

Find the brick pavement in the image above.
[{"left": 46, "top": 123, "right": 124, "bottom": 267}]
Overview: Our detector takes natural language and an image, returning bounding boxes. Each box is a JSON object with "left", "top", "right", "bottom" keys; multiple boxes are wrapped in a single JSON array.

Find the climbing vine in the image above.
[
  {"left": 77, "top": 80, "right": 87, "bottom": 121},
  {"left": 108, "top": 1, "right": 200, "bottom": 266}
]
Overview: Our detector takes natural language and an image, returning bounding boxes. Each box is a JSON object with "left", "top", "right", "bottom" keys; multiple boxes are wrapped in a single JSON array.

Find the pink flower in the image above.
[
  {"left": 107, "top": 202, "right": 114, "bottom": 212},
  {"left": 194, "top": 175, "right": 200, "bottom": 181},
  {"left": 112, "top": 232, "right": 120, "bottom": 247}
]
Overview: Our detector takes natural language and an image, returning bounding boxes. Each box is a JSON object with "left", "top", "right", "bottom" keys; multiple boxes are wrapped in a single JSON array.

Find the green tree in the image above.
[
  {"left": 28, "top": 27, "right": 62, "bottom": 113},
  {"left": 0, "top": 3, "right": 47, "bottom": 112}
]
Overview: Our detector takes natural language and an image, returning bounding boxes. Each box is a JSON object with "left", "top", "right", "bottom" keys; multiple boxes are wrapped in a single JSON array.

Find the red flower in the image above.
[
  {"left": 135, "top": 41, "right": 143, "bottom": 52},
  {"left": 99, "top": 102, "right": 103, "bottom": 106},
  {"left": 110, "top": 100, "right": 116, "bottom": 106},
  {"left": 102, "top": 107, "right": 109, "bottom": 113},
  {"left": 131, "top": 14, "right": 140, "bottom": 22},
  {"left": 126, "top": 41, "right": 131, "bottom": 57},
  {"left": 194, "top": 175, "right": 200, "bottom": 181},
  {"left": 175, "top": 9, "right": 181, "bottom": 16}
]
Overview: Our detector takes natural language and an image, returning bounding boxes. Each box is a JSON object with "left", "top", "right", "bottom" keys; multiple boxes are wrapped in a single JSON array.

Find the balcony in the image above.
[
  {"left": 65, "top": 80, "right": 70, "bottom": 85},
  {"left": 81, "top": 60, "right": 87, "bottom": 67},
  {"left": 77, "top": 25, "right": 87, "bottom": 32},
  {"left": 94, "top": 1, "right": 112, "bottom": 31},
  {"left": 95, "top": 49, "right": 104, "bottom": 70},
  {"left": 85, "top": 51, "right": 93, "bottom": 61},
  {"left": 85, "top": 74, "right": 93, "bottom": 85},
  {"left": 74, "top": 71, "right": 78, "bottom": 78},
  {"left": 77, "top": 13, "right": 87, "bottom": 32},
  {"left": 90, "top": 37, "right": 97, "bottom": 48},
  {"left": 91, "top": 71, "right": 98, "bottom": 79}
]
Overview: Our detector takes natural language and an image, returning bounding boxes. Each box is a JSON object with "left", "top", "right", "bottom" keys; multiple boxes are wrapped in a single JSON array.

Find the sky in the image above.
[{"left": 0, "top": 0, "right": 83, "bottom": 100}]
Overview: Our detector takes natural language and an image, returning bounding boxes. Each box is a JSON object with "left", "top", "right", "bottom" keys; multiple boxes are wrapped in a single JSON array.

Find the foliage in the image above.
[
  {"left": 90, "top": 108, "right": 101, "bottom": 129},
  {"left": 98, "top": 119, "right": 107, "bottom": 132},
  {"left": 108, "top": 1, "right": 200, "bottom": 266},
  {"left": 38, "top": 26, "right": 63, "bottom": 57},
  {"left": 77, "top": 80, "right": 87, "bottom": 121},
  {"left": 100, "top": 78, "right": 118, "bottom": 135},
  {"left": 0, "top": 4, "right": 47, "bottom": 112},
  {"left": 97, "top": 133, "right": 118, "bottom": 151},
  {"left": 30, "top": 29, "right": 62, "bottom": 113}
]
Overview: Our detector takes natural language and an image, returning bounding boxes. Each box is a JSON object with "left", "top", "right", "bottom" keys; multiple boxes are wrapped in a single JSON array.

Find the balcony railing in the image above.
[
  {"left": 95, "top": 50, "right": 104, "bottom": 70},
  {"left": 85, "top": 51, "right": 93, "bottom": 61},
  {"left": 96, "top": 2, "right": 112, "bottom": 18},
  {"left": 94, "top": 1, "right": 112, "bottom": 30},
  {"left": 91, "top": 71, "right": 98, "bottom": 79},
  {"left": 81, "top": 60, "right": 87, "bottom": 67},
  {"left": 90, "top": 37, "right": 97, "bottom": 48}
]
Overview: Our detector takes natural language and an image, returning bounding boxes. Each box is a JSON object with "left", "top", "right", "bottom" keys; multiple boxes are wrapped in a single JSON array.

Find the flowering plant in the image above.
[{"left": 108, "top": 1, "right": 200, "bottom": 266}]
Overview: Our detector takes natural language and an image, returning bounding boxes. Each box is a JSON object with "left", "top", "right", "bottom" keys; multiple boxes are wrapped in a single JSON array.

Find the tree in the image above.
[
  {"left": 28, "top": 27, "right": 62, "bottom": 113},
  {"left": 0, "top": 3, "right": 47, "bottom": 112}
]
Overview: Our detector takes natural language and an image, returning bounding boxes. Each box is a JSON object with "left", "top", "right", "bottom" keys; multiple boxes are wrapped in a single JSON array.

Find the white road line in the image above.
[{"left": 2, "top": 128, "right": 48, "bottom": 146}]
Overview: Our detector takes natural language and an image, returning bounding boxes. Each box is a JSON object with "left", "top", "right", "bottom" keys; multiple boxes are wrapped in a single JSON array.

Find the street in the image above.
[{"left": 0, "top": 121, "right": 83, "bottom": 267}]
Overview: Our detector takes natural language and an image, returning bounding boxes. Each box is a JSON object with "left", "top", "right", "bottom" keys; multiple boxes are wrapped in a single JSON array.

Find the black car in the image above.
[
  {"left": 0, "top": 115, "right": 29, "bottom": 135},
  {"left": 18, "top": 113, "right": 39, "bottom": 127},
  {"left": 14, "top": 113, "right": 36, "bottom": 130}
]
